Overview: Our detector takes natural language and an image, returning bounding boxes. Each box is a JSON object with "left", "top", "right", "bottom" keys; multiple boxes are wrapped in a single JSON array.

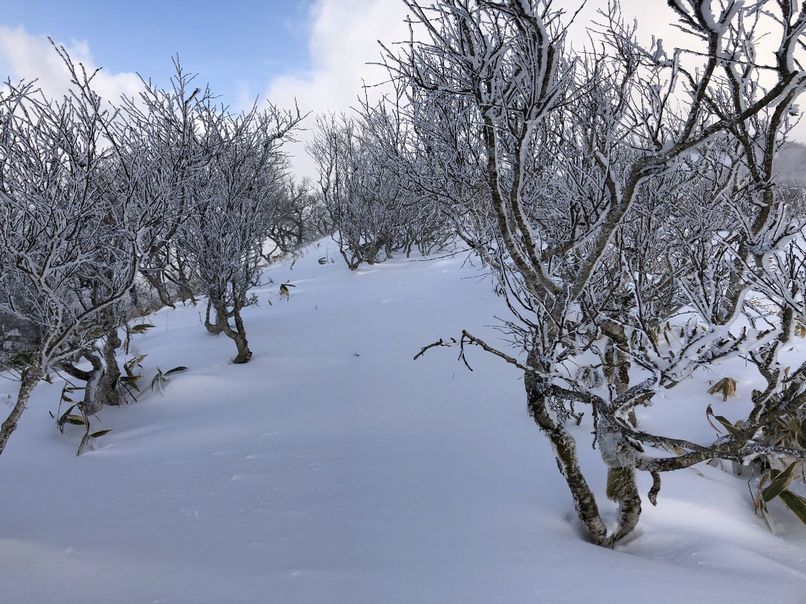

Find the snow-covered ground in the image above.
[{"left": 1, "top": 240, "right": 804, "bottom": 603}]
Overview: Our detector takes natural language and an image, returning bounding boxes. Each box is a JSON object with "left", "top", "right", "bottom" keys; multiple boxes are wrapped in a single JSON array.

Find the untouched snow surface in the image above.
[{"left": 1, "top": 240, "right": 805, "bottom": 603}]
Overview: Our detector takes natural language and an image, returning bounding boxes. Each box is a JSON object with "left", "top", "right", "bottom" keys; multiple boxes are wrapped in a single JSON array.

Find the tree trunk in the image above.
[
  {"left": 175, "top": 252, "right": 197, "bottom": 305},
  {"left": 81, "top": 353, "right": 105, "bottom": 416},
  {"left": 600, "top": 424, "right": 642, "bottom": 544},
  {"left": 600, "top": 322, "right": 643, "bottom": 544},
  {"left": 97, "top": 327, "right": 122, "bottom": 406},
  {"left": 207, "top": 296, "right": 252, "bottom": 364},
  {"left": 142, "top": 271, "right": 175, "bottom": 309},
  {"left": 524, "top": 362, "right": 610, "bottom": 546},
  {"left": 606, "top": 466, "right": 642, "bottom": 544},
  {"left": 204, "top": 299, "right": 226, "bottom": 335},
  {"left": 602, "top": 322, "right": 633, "bottom": 424},
  {"left": 0, "top": 366, "right": 42, "bottom": 455},
  {"left": 230, "top": 307, "right": 252, "bottom": 364}
]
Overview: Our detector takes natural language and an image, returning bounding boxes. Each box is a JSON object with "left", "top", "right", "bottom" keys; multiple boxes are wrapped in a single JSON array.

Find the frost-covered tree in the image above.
[
  {"left": 310, "top": 97, "right": 451, "bottom": 268},
  {"left": 182, "top": 102, "right": 302, "bottom": 363},
  {"left": 394, "top": 0, "right": 806, "bottom": 544},
  {"left": 0, "top": 61, "right": 143, "bottom": 453},
  {"left": 117, "top": 60, "right": 214, "bottom": 311},
  {"left": 310, "top": 114, "right": 407, "bottom": 268},
  {"left": 51, "top": 61, "right": 215, "bottom": 413}
]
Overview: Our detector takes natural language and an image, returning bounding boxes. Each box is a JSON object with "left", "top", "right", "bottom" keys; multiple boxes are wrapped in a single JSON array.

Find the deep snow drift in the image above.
[{"left": 1, "top": 240, "right": 804, "bottom": 603}]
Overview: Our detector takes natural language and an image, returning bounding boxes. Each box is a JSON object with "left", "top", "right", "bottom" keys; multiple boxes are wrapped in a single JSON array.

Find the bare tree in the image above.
[
  {"left": 182, "top": 101, "right": 303, "bottom": 363},
  {"left": 394, "top": 0, "right": 806, "bottom": 545},
  {"left": 117, "top": 59, "right": 214, "bottom": 311},
  {"left": 52, "top": 60, "right": 215, "bottom": 412},
  {"left": 0, "top": 63, "right": 140, "bottom": 453}
]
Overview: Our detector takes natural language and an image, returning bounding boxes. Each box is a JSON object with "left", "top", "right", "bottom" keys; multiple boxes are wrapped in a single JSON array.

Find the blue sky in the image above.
[{"left": 0, "top": 0, "right": 315, "bottom": 104}]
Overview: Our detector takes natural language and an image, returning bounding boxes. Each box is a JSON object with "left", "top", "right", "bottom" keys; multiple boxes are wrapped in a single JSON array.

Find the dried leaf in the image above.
[{"left": 762, "top": 462, "right": 799, "bottom": 502}]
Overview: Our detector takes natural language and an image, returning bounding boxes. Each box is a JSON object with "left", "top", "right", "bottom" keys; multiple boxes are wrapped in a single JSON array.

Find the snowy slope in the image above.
[{"left": 1, "top": 239, "right": 804, "bottom": 604}]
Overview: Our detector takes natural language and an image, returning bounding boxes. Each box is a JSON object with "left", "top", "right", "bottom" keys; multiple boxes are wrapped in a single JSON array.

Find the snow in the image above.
[{"left": 1, "top": 239, "right": 804, "bottom": 603}]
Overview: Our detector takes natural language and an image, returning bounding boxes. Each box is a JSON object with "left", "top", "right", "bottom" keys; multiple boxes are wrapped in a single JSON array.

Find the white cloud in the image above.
[
  {"left": 0, "top": 25, "right": 141, "bottom": 103},
  {"left": 265, "top": 0, "right": 410, "bottom": 180}
]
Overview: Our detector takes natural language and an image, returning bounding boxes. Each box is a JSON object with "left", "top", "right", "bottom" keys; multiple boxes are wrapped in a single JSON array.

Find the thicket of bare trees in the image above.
[
  {"left": 309, "top": 97, "right": 452, "bottom": 269},
  {"left": 325, "top": 0, "right": 806, "bottom": 544},
  {"left": 0, "top": 50, "right": 313, "bottom": 454}
]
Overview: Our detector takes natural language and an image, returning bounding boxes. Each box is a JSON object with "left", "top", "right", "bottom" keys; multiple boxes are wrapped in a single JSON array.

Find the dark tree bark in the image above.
[
  {"left": 206, "top": 295, "right": 252, "bottom": 364},
  {"left": 97, "top": 327, "right": 122, "bottom": 406},
  {"left": 0, "top": 366, "right": 42, "bottom": 455},
  {"left": 204, "top": 299, "right": 227, "bottom": 335},
  {"left": 231, "top": 308, "right": 252, "bottom": 364},
  {"left": 524, "top": 354, "right": 610, "bottom": 546}
]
